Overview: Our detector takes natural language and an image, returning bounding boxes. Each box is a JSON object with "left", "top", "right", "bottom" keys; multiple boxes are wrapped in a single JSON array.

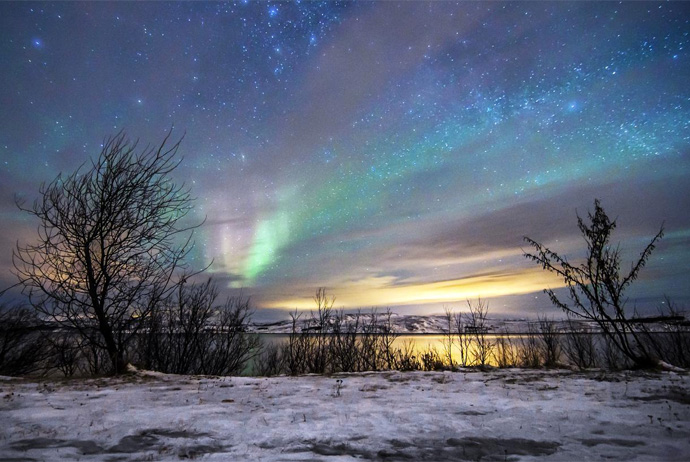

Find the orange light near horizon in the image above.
[{"left": 260, "top": 267, "right": 565, "bottom": 310}]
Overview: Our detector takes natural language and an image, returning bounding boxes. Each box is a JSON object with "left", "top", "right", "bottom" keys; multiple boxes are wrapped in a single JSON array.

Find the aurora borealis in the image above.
[{"left": 1, "top": 2, "right": 689, "bottom": 318}]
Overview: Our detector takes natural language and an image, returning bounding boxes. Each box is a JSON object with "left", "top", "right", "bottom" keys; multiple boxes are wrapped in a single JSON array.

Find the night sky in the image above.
[{"left": 1, "top": 2, "right": 689, "bottom": 319}]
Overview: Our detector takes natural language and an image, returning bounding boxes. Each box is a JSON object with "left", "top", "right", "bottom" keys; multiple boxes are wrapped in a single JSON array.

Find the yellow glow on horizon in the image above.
[{"left": 260, "top": 267, "right": 565, "bottom": 310}]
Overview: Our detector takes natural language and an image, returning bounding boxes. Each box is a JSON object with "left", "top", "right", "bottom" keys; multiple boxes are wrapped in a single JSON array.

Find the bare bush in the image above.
[
  {"left": 283, "top": 289, "right": 335, "bottom": 375},
  {"left": 600, "top": 334, "right": 629, "bottom": 370},
  {"left": 0, "top": 305, "right": 49, "bottom": 376},
  {"left": 524, "top": 199, "right": 664, "bottom": 369},
  {"left": 420, "top": 345, "right": 445, "bottom": 371},
  {"left": 284, "top": 310, "right": 310, "bottom": 375},
  {"left": 562, "top": 316, "right": 598, "bottom": 369},
  {"left": 376, "top": 309, "right": 399, "bottom": 370},
  {"left": 359, "top": 309, "right": 398, "bottom": 371},
  {"left": 635, "top": 299, "right": 689, "bottom": 368},
  {"left": 282, "top": 289, "right": 400, "bottom": 375},
  {"left": 393, "top": 340, "right": 419, "bottom": 371},
  {"left": 358, "top": 312, "right": 381, "bottom": 371},
  {"left": 47, "top": 331, "right": 84, "bottom": 377},
  {"left": 200, "top": 296, "right": 260, "bottom": 376},
  {"left": 81, "top": 340, "right": 111, "bottom": 376},
  {"left": 467, "top": 298, "right": 492, "bottom": 368},
  {"left": 493, "top": 330, "right": 518, "bottom": 368},
  {"left": 330, "top": 311, "right": 360, "bottom": 373},
  {"left": 253, "top": 342, "right": 284, "bottom": 376},
  {"left": 138, "top": 279, "right": 215, "bottom": 374},
  {"left": 538, "top": 316, "right": 562, "bottom": 367},
  {"left": 135, "top": 279, "right": 259, "bottom": 375},
  {"left": 518, "top": 323, "right": 542, "bottom": 368}
]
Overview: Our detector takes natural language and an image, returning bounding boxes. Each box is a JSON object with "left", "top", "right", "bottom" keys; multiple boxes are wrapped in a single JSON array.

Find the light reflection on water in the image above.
[{"left": 256, "top": 333, "right": 570, "bottom": 368}]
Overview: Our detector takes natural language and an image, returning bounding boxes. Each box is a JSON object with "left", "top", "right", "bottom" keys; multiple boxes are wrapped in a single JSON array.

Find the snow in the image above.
[
  {"left": 250, "top": 314, "right": 604, "bottom": 334},
  {"left": 251, "top": 313, "right": 473, "bottom": 334},
  {"left": 1, "top": 369, "right": 689, "bottom": 461}
]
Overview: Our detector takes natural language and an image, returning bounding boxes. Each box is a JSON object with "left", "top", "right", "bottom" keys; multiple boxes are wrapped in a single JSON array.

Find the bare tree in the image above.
[
  {"left": 308, "top": 288, "right": 334, "bottom": 374},
  {"left": 441, "top": 306, "right": 455, "bottom": 369},
  {"left": 369, "top": 309, "right": 399, "bottom": 370},
  {"left": 284, "top": 310, "right": 309, "bottom": 375},
  {"left": 453, "top": 311, "right": 472, "bottom": 367},
  {"left": 467, "top": 298, "right": 492, "bottom": 368},
  {"left": 12, "top": 131, "right": 200, "bottom": 374},
  {"left": 330, "top": 310, "right": 360, "bottom": 372},
  {"left": 524, "top": 199, "right": 663, "bottom": 369}
]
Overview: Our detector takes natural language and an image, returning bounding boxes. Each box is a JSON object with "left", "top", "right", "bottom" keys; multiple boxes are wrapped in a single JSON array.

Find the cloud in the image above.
[
  {"left": 269, "top": 3, "right": 491, "bottom": 157},
  {"left": 257, "top": 266, "right": 564, "bottom": 310}
]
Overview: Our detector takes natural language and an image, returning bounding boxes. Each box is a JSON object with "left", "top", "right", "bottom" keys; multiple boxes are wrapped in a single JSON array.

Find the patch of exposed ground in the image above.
[
  {"left": 279, "top": 437, "right": 561, "bottom": 461},
  {"left": 578, "top": 438, "right": 646, "bottom": 448},
  {"left": 8, "top": 428, "right": 226, "bottom": 459},
  {"left": 632, "top": 386, "right": 690, "bottom": 405}
]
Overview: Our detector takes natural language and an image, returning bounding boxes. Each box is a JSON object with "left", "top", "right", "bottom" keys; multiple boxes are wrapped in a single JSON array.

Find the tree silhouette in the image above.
[
  {"left": 524, "top": 199, "right": 663, "bottom": 368},
  {"left": 13, "top": 131, "right": 201, "bottom": 374}
]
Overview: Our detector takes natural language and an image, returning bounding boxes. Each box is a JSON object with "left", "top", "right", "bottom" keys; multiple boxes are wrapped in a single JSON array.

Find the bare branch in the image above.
[
  {"left": 523, "top": 199, "right": 663, "bottom": 369},
  {"left": 12, "top": 130, "right": 204, "bottom": 374}
]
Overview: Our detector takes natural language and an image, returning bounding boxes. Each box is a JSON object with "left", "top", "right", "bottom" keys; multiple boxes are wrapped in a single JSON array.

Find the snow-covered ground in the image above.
[{"left": 1, "top": 369, "right": 689, "bottom": 461}]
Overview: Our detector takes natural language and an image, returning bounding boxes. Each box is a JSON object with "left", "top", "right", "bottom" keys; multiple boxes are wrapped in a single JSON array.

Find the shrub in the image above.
[{"left": 0, "top": 305, "right": 49, "bottom": 376}]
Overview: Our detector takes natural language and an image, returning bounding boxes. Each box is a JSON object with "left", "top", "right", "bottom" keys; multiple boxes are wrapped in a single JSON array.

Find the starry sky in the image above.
[{"left": 1, "top": 2, "right": 689, "bottom": 319}]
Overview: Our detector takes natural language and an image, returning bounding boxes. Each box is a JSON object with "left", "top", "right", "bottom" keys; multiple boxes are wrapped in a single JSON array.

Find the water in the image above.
[{"left": 254, "top": 332, "right": 575, "bottom": 370}]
